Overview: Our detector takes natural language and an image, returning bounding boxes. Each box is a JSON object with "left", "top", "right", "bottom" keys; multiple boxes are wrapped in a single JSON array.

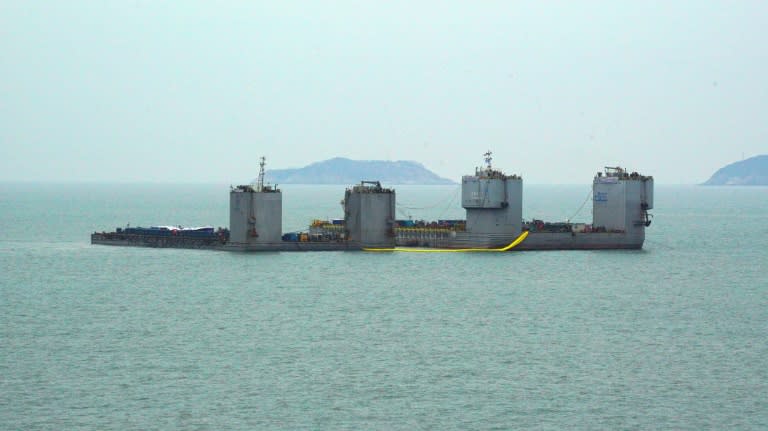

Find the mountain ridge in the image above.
[
  {"left": 702, "top": 155, "right": 768, "bottom": 185},
  {"left": 265, "top": 157, "right": 456, "bottom": 185}
]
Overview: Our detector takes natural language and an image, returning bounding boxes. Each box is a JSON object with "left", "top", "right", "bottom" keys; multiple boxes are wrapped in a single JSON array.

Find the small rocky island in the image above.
[
  {"left": 702, "top": 155, "right": 768, "bottom": 186},
  {"left": 266, "top": 157, "right": 455, "bottom": 185}
]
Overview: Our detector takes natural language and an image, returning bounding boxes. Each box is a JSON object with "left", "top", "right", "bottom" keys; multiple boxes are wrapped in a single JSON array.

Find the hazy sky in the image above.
[{"left": 1, "top": 1, "right": 766, "bottom": 184}]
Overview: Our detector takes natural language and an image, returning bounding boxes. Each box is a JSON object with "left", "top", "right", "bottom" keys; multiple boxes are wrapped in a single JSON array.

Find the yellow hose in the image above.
[{"left": 363, "top": 230, "right": 529, "bottom": 252}]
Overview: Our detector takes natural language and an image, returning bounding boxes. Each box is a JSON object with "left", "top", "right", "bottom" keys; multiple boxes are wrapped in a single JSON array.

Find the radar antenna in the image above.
[
  {"left": 256, "top": 156, "right": 266, "bottom": 192},
  {"left": 483, "top": 151, "right": 493, "bottom": 172}
]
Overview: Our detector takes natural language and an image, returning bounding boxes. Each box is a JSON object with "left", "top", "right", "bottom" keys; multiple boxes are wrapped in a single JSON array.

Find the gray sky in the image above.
[{"left": 1, "top": 1, "right": 766, "bottom": 184}]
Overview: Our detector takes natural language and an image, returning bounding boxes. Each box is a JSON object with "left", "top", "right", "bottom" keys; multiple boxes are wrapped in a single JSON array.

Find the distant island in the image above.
[
  {"left": 702, "top": 155, "right": 768, "bottom": 186},
  {"left": 265, "top": 157, "right": 456, "bottom": 185}
]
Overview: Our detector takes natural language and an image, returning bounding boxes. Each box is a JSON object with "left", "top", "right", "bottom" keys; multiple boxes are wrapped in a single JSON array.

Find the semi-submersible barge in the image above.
[{"left": 91, "top": 155, "right": 654, "bottom": 251}]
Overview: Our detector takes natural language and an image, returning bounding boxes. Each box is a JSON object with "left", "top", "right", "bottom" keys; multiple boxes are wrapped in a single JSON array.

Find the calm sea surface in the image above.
[{"left": 1, "top": 183, "right": 766, "bottom": 430}]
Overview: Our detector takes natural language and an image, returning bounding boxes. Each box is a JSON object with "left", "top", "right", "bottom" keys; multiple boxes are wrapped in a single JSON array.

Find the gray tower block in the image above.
[
  {"left": 229, "top": 185, "right": 282, "bottom": 247},
  {"left": 462, "top": 175, "right": 523, "bottom": 235},
  {"left": 344, "top": 181, "right": 396, "bottom": 248},
  {"left": 592, "top": 168, "right": 654, "bottom": 233}
]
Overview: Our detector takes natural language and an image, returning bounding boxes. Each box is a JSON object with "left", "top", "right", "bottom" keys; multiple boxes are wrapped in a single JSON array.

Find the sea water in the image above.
[{"left": 1, "top": 183, "right": 766, "bottom": 430}]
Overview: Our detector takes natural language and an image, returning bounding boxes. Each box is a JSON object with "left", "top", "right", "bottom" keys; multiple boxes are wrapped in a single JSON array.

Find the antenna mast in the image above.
[
  {"left": 256, "top": 156, "right": 266, "bottom": 192},
  {"left": 483, "top": 151, "right": 493, "bottom": 172}
]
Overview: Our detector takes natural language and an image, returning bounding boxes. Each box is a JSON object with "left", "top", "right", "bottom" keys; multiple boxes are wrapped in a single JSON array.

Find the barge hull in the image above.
[
  {"left": 91, "top": 232, "right": 642, "bottom": 251},
  {"left": 91, "top": 233, "right": 353, "bottom": 252},
  {"left": 516, "top": 232, "right": 644, "bottom": 250},
  {"left": 91, "top": 233, "right": 225, "bottom": 250}
]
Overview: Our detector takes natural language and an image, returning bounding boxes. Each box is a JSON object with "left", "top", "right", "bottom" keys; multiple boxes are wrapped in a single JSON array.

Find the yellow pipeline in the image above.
[{"left": 363, "top": 230, "right": 529, "bottom": 253}]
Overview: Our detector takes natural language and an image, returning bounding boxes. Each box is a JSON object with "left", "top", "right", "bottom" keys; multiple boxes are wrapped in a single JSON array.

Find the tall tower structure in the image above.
[
  {"left": 344, "top": 181, "right": 396, "bottom": 248},
  {"left": 461, "top": 152, "right": 523, "bottom": 244},
  {"left": 228, "top": 158, "right": 282, "bottom": 249},
  {"left": 592, "top": 167, "right": 654, "bottom": 246}
]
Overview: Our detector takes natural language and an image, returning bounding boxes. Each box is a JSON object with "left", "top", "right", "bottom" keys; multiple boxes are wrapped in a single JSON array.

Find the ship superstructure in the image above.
[
  {"left": 91, "top": 154, "right": 654, "bottom": 251},
  {"left": 343, "top": 181, "right": 396, "bottom": 249},
  {"left": 460, "top": 151, "right": 523, "bottom": 246},
  {"left": 228, "top": 158, "right": 283, "bottom": 248}
]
